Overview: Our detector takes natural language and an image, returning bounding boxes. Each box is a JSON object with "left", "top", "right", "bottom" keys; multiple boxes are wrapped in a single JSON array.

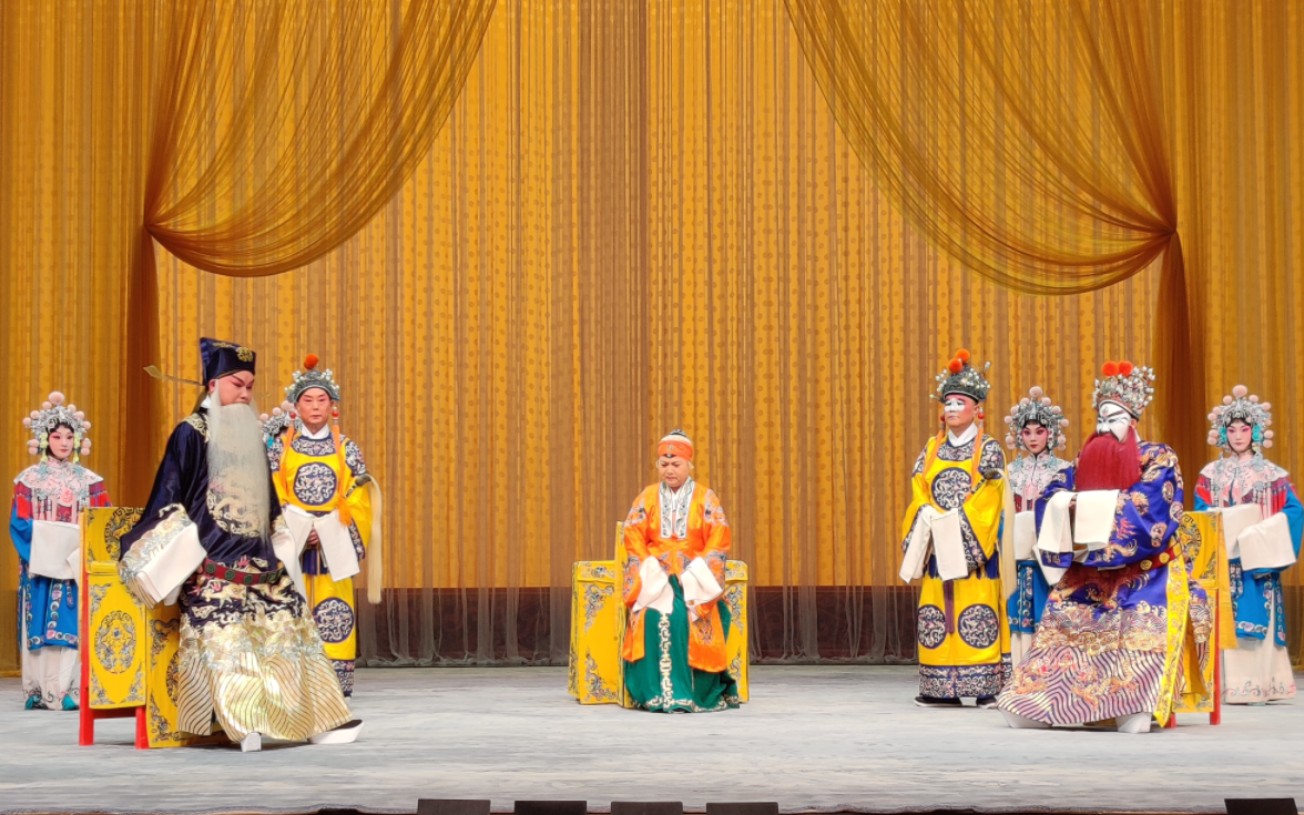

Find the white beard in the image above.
[{"left": 205, "top": 401, "right": 270, "bottom": 540}]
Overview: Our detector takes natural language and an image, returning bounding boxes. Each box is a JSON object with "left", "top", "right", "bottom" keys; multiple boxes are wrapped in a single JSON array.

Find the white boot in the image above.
[
  {"left": 240, "top": 732, "right": 262, "bottom": 753},
  {"left": 309, "top": 719, "right": 363, "bottom": 745},
  {"left": 1116, "top": 712, "right": 1152, "bottom": 734},
  {"left": 1001, "top": 709, "right": 1051, "bottom": 729}
]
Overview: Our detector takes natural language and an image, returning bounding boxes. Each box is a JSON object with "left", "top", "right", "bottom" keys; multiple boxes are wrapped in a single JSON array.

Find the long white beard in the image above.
[{"left": 205, "top": 401, "right": 270, "bottom": 540}]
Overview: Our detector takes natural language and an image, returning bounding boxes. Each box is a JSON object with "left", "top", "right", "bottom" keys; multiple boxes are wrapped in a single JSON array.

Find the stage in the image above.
[{"left": 2, "top": 665, "right": 1300, "bottom": 815}]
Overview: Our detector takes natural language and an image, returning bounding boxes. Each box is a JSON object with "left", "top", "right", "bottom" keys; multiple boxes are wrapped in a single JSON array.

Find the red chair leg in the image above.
[{"left": 134, "top": 706, "right": 149, "bottom": 749}]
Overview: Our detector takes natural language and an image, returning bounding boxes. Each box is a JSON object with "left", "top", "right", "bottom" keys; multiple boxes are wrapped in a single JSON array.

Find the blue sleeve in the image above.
[
  {"left": 1282, "top": 486, "right": 1303, "bottom": 560},
  {"left": 10, "top": 500, "right": 32, "bottom": 563}
]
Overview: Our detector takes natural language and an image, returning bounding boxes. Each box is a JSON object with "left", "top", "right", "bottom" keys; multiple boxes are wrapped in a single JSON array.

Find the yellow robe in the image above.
[
  {"left": 271, "top": 426, "right": 374, "bottom": 696},
  {"left": 900, "top": 430, "right": 1011, "bottom": 698},
  {"left": 621, "top": 483, "right": 730, "bottom": 673}
]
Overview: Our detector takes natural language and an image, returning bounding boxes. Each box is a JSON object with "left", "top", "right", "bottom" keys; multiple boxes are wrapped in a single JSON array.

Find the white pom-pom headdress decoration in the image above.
[
  {"left": 1207, "top": 384, "right": 1274, "bottom": 450},
  {"left": 22, "top": 390, "right": 92, "bottom": 461},
  {"left": 1003, "top": 385, "right": 1070, "bottom": 452}
]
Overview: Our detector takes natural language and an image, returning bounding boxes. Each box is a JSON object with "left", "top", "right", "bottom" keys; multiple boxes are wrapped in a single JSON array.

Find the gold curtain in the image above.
[
  {"left": 125, "top": 0, "right": 495, "bottom": 501},
  {"left": 146, "top": 0, "right": 1161, "bottom": 665},
  {"left": 4, "top": 1, "right": 1303, "bottom": 673},
  {"left": 781, "top": 0, "right": 1216, "bottom": 484}
]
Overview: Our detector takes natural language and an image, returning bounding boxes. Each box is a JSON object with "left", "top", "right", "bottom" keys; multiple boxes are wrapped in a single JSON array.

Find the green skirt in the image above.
[{"left": 623, "top": 576, "right": 740, "bottom": 713}]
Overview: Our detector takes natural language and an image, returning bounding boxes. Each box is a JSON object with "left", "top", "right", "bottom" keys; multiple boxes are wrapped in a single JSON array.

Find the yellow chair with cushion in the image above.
[
  {"left": 568, "top": 522, "right": 749, "bottom": 706},
  {"left": 79, "top": 506, "right": 214, "bottom": 748}
]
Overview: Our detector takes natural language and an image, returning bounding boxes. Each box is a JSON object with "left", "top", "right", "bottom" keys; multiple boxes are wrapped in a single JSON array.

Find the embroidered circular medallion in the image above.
[
  {"left": 293, "top": 462, "right": 338, "bottom": 506},
  {"left": 957, "top": 604, "right": 999, "bottom": 649},
  {"left": 95, "top": 610, "right": 137, "bottom": 674},
  {"left": 314, "top": 597, "right": 355, "bottom": 644},
  {"left": 930, "top": 467, "right": 972, "bottom": 510},
  {"left": 917, "top": 604, "right": 947, "bottom": 650}
]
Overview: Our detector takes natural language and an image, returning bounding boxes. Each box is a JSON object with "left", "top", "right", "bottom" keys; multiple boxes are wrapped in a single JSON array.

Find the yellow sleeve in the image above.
[
  {"left": 622, "top": 486, "right": 655, "bottom": 606},
  {"left": 702, "top": 488, "right": 731, "bottom": 585},
  {"left": 343, "top": 476, "right": 373, "bottom": 556},
  {"left": 899, "top": 439, "right": 936, "bottom": 548},
  {"left": 958, "top": 438, "right": 1007, "bottom": 565}
]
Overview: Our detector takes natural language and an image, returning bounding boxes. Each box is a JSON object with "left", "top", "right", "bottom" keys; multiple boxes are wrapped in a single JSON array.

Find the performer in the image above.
[
  {"left": 1195, "top": 385, "right": 1301, "bottom": 704},
  {"left": 621, "top": 430, "right": 739, "bottom": 712},
  {"left": 1001, "top": 386, "right": 1070, "bottom": 666},
  {"left": 12, "top": 392, "right": 110, "bottom": 710},
  {"left": 899, "top": 349, "right": 1010, "bottom": 708},
  {"left": 998, "top": 361, "right": 1192, "bottom": 733},
  {"left": 265, "top": 355, "right": 382, "bottom": 697},
  {"left": 120, "top": 338, "right": 360, "bottom": 751}
]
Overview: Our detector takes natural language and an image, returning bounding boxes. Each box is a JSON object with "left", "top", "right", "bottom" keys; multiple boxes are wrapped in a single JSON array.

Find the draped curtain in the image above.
[
  {"left": 782, "top": 0, "right": 1208, "bottom": 474},
  {"left": 3, "top": 0, "right": 1302, "bottom": 673}
]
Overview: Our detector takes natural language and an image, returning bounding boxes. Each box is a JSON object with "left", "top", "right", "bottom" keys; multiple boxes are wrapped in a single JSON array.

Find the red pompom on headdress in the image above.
[
  {"left": 955, "top": 348, "right": 971, "bottom": 363},
  {"left": 948, "top": 358, "right": 964, "bottom": 374},
  {"left": 304, "top": 354, "right": 320, "bottom": 370},
  {"left": 1118, "top": 361, "right": 1134, "bottom": 376},
  {"left": 1102, "top": 361, "right": 1119, "bottom": 377}
]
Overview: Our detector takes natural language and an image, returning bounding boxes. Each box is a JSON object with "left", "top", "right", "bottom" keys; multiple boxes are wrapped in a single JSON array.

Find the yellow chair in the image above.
[
  {"left": 78, "top": 507, "right": 212, "bottom": 748},
  {"left": 568, "top": 522, "right": 749, "bottom": 707},
  {"left": 1171, "top": 510, "right": 1234, "bottom": 725}
]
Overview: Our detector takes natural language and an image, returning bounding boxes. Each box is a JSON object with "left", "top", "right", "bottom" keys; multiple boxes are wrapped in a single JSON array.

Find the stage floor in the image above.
[{"left": 2, "top": 665, "right": 1300, "bottom": 815}]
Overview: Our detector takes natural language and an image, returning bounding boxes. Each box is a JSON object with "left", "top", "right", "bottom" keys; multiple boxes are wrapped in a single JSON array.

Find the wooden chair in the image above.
[{"left": 568, "top": 522, "right": 749, "bottom": 706}]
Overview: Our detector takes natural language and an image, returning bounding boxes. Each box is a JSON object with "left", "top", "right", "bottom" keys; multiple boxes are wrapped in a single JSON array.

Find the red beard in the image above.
[{"left": 1075, "top": 427, "right": 1142, "bottom": 491}]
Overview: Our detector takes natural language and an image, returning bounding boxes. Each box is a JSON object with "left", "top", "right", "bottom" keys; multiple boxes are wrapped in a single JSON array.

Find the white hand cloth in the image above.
[
  {"left": 1073, "top": 490, "right": 1120, "bottom": 552},
  {"left": 1238, "top": 512, "right": 1297, "bottom": 571},
  {"left": 1035, "top": 490, "right": 1076, "bottom": 585},
  {"left": 900, "top": 505, "right": 940, "bottom": 583},
  {"left": 633, "top": 556, "right": 673, "bottom": 615},
  {"left": 1013, "top": 510, "right": 1037, "bottom": 561},
  {"left": 29, "top": 520, "right": 81, "bottom": 581},
  {"left": 1209, "top": 503, "right": 1263, "bottom": 560},
  {"left": 680, "top": 557, "right": 724, "bottom": 621},
  {"left": 930, "top": 509, "right": 969, "bottom": 581},
  {"left": 282, "top": 505, "right": 361, "bottom": 581}
]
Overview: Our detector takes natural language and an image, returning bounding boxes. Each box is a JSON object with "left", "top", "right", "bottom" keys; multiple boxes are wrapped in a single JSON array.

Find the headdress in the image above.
[
  {"left": 1003, "top": 386, "right": 1069, "bottom": 452},
  {"left": 285, "top": 354, "right": 341, "bottom": 404},
  {"left": 22, "top": 391, "right": 92, "bottom": 460},
  {"left": 657, "top": 429, "right": 694, "bottom": 460},
  {"left": 934, "top": 348, "right": 991, "bottom": 403},
  {"left": 200, "top": 337, "right": 256, "bottom": 384},
  {"left": 1207, "top": 384, "right": 1274, "bottom": 450},
  {"left": 1091, "top": 360, "right": 1155, "bottom": 418}
]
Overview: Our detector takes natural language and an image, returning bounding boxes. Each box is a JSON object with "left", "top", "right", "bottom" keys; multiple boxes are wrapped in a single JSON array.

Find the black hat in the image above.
[{"left": 200, "top": 337, "right": 256, "bottom": 384}]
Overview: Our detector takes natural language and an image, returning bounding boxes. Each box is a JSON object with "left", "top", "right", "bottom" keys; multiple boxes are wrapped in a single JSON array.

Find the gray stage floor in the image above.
[{"left": 1, "top": 665, "right": 1300, "bottom": 815}]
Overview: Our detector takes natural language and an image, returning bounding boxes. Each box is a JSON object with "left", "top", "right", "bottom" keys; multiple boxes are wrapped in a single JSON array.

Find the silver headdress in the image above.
[
  {"left": 1207, "top": 384, "right": 1274, "bottom": 450},
  {"left": 1091, "top": 360, "right": 1155, "bottom": 418},
  {"left": 285, "top": 354, "right": 341, "bottom": 404},
  {"left": 1003, "top": 386, "right": 1069, "bottom": 452},
  {"left": 933, "top": 348, "right": 992, "bottom": 403},
  {"left": 22, "top": 391, "right": 92, "bottom": 460}
]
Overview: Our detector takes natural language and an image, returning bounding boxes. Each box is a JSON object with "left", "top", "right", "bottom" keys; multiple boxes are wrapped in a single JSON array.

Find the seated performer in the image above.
[
  {"left": 12, "top": 392, "right": 111, "bottom": 710},
  {"left": 1002, "top": 386, "right": 1070, "bottom": 666},
  {"left": 1195, "top": 385, "right": 1301, "bottom": 704},
  {"left": 266, "top": 355, "right": 382, "bottom": 698},
  {"left": 998, "top": 361, "right": 1193, "bottom": 733},
  {"left": 120, "top": 338, "right": 361, "bottom": 751},
  {"left": 621, "top": 430, "right": 739, "bottom": 712},
  {"left": 899, "top": 349, "right": 1010, "bottom": 708}
]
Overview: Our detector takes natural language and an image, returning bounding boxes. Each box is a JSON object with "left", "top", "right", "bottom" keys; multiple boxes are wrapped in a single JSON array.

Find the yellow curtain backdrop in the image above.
[
  {"left": 782, "top": 0, "right": 1213, "bottom": 479},
  {"left": 3, "top": 0, "right": 1303, "bottom": 671}
]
